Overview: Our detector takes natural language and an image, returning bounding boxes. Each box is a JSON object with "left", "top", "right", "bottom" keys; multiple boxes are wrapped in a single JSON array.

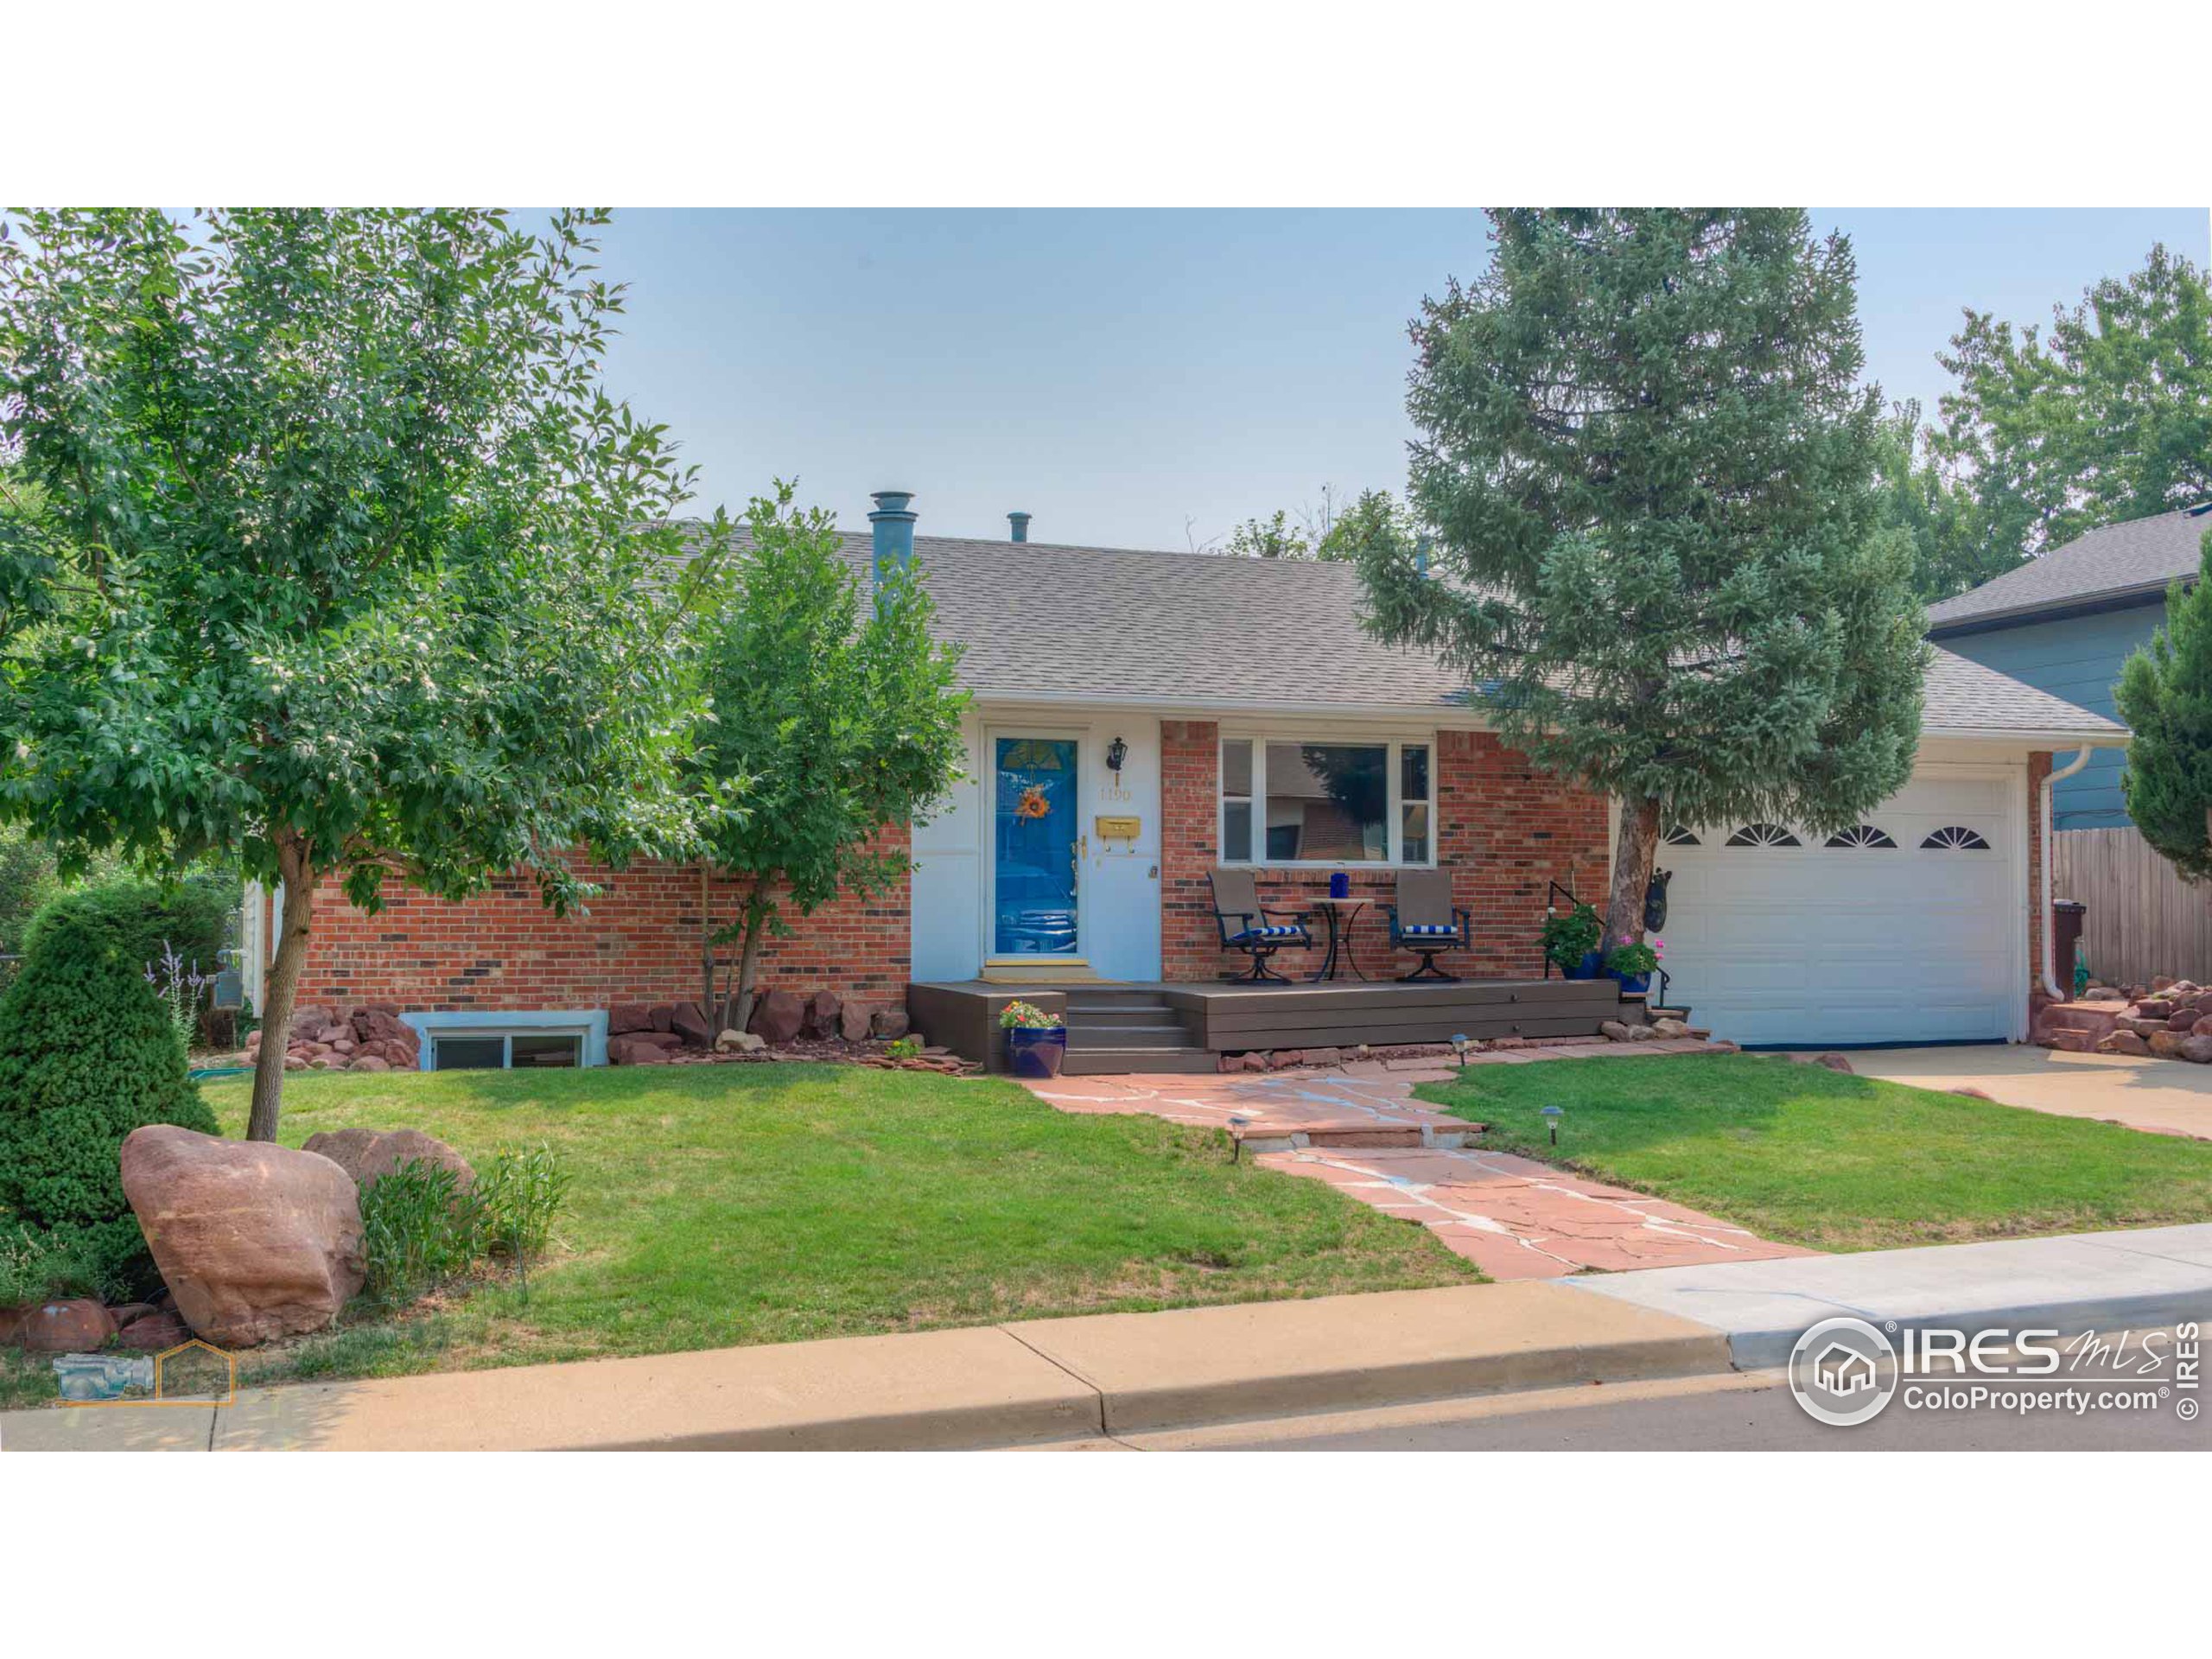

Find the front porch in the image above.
[{"left": 907, "top": 975, "right": 1647, "bottom": 1074}]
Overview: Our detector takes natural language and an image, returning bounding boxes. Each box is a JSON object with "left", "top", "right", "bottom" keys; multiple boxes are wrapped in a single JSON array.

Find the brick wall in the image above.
[
  {"left": 1160, "top": 721, "right": 1612, "bottom": 982},
  {"left": 292, "top": 830, "right": 911, "bottom": 1016}
]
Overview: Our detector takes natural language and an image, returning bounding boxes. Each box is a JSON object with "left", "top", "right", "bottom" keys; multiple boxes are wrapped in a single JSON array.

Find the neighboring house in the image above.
[
  {"left": 245, "top": 493, "right": 2122, "bottom": 1058},
  {"left": 1928, "top": 504, "right": 2212, "bottom": 830}
]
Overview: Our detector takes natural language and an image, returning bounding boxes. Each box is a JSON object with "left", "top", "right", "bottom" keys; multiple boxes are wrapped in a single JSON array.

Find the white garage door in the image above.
[{"left": 1656, "top": 771, "right": 2022, "bottom": 1047}]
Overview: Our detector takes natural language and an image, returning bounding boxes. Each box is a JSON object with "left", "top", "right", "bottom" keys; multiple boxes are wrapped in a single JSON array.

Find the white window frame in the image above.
[{"left": 1217, "top": 731, "right": 1437, "bottom": 868}]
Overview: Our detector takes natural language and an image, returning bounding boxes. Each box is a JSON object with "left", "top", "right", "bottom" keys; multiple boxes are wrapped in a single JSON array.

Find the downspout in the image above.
[{"left": 2038, "top": 747, "right": 2100, "bottom": 1000}]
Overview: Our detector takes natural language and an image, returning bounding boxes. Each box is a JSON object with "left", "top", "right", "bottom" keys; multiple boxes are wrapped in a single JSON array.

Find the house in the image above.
[
  {"left": 1928, "top": 504, "right": 2211, "bottom": 830},
  {"left": 244, "top": 491, "right": 2124, "bottom": 1064}
]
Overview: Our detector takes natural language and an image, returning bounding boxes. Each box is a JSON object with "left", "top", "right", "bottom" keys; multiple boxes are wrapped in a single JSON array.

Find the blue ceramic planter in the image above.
[
  {"left": 1006, "top": 1025, "right": 1068, "bottom": 1078},
  {"left": 1609, "top": 970, "right": 1652, "bottom": 995},
  {"left": 1559, "top": 950, "right": 1605, "bottom": 982}
]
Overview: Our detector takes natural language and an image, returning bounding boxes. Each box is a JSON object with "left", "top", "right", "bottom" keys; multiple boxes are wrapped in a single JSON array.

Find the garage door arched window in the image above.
[
  {"left": 1663, "top": 825, "right": 1700, "bottom": 846},
  {"left": 1725, "top": 823, "right": 1800, "bottom": 848},
  {"left": 1921, "top": 825, "right": 1991, "bottom": 850},
  {"left": 1824, "top": 824, "right": 1897, "bottom": 849}
]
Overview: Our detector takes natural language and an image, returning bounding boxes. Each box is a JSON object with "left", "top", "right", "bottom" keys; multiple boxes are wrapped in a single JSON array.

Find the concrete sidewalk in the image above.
[
  {"left": 1566, "top": 1222, "right": 2212, "bottom": 1368},
  {"left": 0, "top": 1281, "right": 1727, "bottom": 1452},
  {"left": 1840, "top": 1044, "right": 2212, "bottom": 1141}
]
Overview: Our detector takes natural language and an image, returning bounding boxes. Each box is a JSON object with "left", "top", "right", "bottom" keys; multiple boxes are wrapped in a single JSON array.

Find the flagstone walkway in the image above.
[{"left": 1023, "top": 1048, "right": 1813, "bottom": 1279}]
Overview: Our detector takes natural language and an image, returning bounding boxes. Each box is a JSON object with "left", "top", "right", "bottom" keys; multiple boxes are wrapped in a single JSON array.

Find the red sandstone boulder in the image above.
[
  {"left": 607, "top": 1002, "right": 656, "bottom": 1036},
  {"left": 302, "top": 1128, "right": 474, "bottom": 1194},
  {"left": 2137, "top": 999, "right": 2177, "bottom": 1021},
  {"left": 288, "top": 1005, "right": 338, "bottom": 1041},
  {"left": 2149, "top": 1029, "right": 2189, "bottom": 1059},
  {"left": 749, "top": 989, "right": 804, "bottom": 1046},
  {"left": 117, "top": 1309, "right": 192, "bottom": 1351},
  {"left": 802, "top": 989, "right": 842, "bottom": 1039},
  {"left": 869, "top": 1006, "right": 910, "bottom": 1041},
  {"left": 671, "top": 1000, "right": 715, "bottom": 1049},
  {"left": 2043, "top": 1028, "right": 2098, "bottom": 1052},
  {"left": 608, "top": 1034, "right": 671, "bottom": 1065},
  {"left": 2098, "top": 1030, "right": 2151, "bottom": 1057},
  {"left": 840, "top": 1001, "right": 874, "bottom": 1042},
  {"left": 2183, "top": 1036, "right": 2212, "bottom": 1065},
  {"left": 16, "top": 1298, "right": 115, "bottom": 1352},
  {"left": 1813, "top": 1052, "right": 1854, "bottom": 1073},
  {"left": 649, "top": 1004, "right": 675, "bottom": 1033},
  {"left": 121, "top": 1126, "right": 365, "bottom": 1347},
  {"left": 1949, "top": 1086, "right": 1995, "bottom": 1101},
  {"left": 351, "top": 1055, "right": 391, "bottom": 1073}
]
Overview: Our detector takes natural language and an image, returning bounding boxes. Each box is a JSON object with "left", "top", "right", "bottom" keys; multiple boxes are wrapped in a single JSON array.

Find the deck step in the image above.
[
  {"left": 1065, "top": 1001, "right": 1180, "bottom": 1026},
  {"left": 1065, "top": 1022, "right": 1199, "bottom": 1050},
  {"left": 1062, "top": 1046, "right": 1217, "bottom": 1076}
]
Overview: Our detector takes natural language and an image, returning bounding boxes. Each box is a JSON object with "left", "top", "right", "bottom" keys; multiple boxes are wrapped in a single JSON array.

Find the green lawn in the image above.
[
  {"left": 1, "top": 1061, "right": 1471, "bottom": 1403},
  {"left": 1418, "top": 1053, "right": 2212, "bottom": 1252}
]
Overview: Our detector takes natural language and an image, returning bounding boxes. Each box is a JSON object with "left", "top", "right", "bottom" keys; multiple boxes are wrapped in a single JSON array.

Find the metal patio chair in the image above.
[
  {"left": 1208, "top": 867, "right": 1313, "bottom": 983},
  {"left": 1388, "top": 868, "right": 1471, "bottom": 982}
]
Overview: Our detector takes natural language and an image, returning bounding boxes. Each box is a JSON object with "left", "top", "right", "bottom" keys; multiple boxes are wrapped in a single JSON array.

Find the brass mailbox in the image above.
[{"left": 1095, "top": 814, "right": 1141, "bottom": 842}]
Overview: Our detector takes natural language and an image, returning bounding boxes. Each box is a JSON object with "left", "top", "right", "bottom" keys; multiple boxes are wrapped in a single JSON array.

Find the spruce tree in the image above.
[
  {"left": 2116, "top": 529, "right": 2212, "bottom": 880},
  {"left": 1359, "top": 209, "right": 1929, "bottom": 948}
]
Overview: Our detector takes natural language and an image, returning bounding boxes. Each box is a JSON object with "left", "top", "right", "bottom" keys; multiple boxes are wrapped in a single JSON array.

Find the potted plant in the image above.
[
  {"left": 999, "top": 999, "right": 1067, "bottom": 1078},
  {"left": 1603, "top": 937, "right": 1662, "bottom": 995},
  {"left": 1541, "top": 902, "right": 1605, "bottom": 980}
]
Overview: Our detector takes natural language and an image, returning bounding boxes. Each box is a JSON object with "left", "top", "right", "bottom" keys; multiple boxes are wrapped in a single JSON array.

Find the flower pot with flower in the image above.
[
  {"left": 1603, "top": 937, "right": 1662, "bottom": 995},
  {"left": 999, "top": 999, "right": 1067, "bottom": 1078},
  {"left": 1541, "top": 902, "right": 1605, "bottom": 981}
]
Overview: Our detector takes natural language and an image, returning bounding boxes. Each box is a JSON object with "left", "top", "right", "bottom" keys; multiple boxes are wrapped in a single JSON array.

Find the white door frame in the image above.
[{"left": 981, "top": 723, "right": 1090, "bottom": 967}]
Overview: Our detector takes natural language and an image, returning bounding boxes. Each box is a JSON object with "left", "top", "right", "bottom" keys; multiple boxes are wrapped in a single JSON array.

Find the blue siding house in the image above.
[{"left": 1929, "top": 505, "right": 2212, "bottom": 831}]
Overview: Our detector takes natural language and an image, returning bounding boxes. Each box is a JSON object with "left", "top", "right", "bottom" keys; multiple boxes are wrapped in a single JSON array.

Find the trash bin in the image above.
[{"left": 2052, "top": 899, "right": 2087, "bottom": 987}]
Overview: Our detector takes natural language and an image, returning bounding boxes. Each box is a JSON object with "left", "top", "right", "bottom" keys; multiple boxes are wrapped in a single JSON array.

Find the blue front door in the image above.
[{"left": 993, "top": 736, "right": 1079, "bottom": 957}]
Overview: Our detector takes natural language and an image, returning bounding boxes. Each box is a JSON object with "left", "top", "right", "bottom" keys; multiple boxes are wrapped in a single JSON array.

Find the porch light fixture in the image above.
[
  {"left": 1106, "top": 735, "right": 1128, "bottom": 774},
  {"left": 1541, "top": 1104, "right": 1564, "bottom": 1146}
]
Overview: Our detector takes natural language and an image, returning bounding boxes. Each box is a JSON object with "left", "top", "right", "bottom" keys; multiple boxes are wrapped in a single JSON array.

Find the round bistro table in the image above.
[{"left": 1306, "top": 894, "right": 1369, "bottom": 982}]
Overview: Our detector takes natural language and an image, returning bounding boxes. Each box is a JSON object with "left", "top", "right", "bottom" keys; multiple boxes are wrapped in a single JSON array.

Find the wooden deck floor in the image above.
[{"left": 908, "top": 976, "right": 1638, "bottom": 1073}]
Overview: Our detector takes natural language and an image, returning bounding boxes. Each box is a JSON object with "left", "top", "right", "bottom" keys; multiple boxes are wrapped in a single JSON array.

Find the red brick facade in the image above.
[
  {"left": 1160, "top": 721, "right": 1612, "bottom": 982},
  {"left": 293, "top": 830, "right": 912, "bottom": 1015}
]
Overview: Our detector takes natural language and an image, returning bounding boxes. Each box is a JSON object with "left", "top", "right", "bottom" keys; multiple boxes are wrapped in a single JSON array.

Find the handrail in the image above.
[{"left": 1541, "top": 878, "right": 1677, "bottom": 1012}]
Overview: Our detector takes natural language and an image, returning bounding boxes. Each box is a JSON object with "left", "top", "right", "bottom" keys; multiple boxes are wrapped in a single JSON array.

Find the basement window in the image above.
[{"left": 405, "top": 1010, "right": 607, "bottom": 1071}]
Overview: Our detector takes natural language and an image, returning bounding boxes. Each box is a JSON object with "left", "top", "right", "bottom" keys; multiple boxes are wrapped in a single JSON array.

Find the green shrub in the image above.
[
  {"left": 23, "top": 874, "right": 236, "bottom": 1010},
  {"left": 476, "top": 1143, "right": 572, "bottom": 1262},
  {"left": 0, "top": 1222, "right": 116, "bottom": 1306},
  {"left": 359, "top": 1159, "right": 484, "bottom": 1308},
  {"left": 0, "top": 888, "right": 217, "bottom": 1291}
]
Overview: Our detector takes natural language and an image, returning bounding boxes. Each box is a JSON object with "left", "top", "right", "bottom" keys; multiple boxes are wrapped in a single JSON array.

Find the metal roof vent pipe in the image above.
[
  {"left": 1008, "top": 511, "right": 1031, "bottom": 543},
  {"left": 868, "top": 490, "right": 917, "bottom": 595}
]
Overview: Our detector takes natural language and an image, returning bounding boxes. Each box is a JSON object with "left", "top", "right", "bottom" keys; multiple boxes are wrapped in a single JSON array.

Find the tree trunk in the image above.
[
  {"left": 1604, "top": 794, "right": 1663, "bottom": 954},
  {"left": 731, "top": 881, "right": 771, "bottom": 1035},
  {"left": 246, "top": 833, "right": 315, "bottom": 1143},
  {"left": 699, "top": 862, "right": 717, "bottom": 1025}
]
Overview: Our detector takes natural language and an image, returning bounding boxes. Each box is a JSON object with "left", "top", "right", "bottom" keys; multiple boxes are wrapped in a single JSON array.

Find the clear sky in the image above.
[{"left": 588, "top": 208, "right": 2210, "bottom": 552}]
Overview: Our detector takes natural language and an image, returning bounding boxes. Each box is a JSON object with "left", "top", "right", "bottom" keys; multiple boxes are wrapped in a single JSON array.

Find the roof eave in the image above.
[{"left": 1928, "top": 578, "right": 2184, "bottom": 637}]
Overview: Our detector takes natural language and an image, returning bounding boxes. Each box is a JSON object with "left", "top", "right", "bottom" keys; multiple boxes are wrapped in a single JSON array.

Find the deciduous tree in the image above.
[{"left": 0, "top": 208, "right": 725, "bottom": 1140}]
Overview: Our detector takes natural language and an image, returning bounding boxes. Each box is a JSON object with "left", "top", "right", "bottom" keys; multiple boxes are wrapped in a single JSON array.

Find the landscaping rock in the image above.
[
  {"left": 607, "top": 1002, "right": 657, "bottom": 1036},
  {"left": 16, "top": 1298, "right": 115, "bottom": 1353},
  {"left": 2153, "top": 975, "right": 2176, "bottom": 993},
  {"left": 802, "top": 990, "right": 842, "bottom": 1040},
  {"left": 108, "top": 1302, "right": 158, "bottom": 1330},
  {"left": 609, "top": 1034, "right": 673, "bottom": 1065},
  {"left": 116, "top": 1309, "right": 192, "bottom": 1351},
  {"left": 1813, "top": 1052, "right": 1854, "bottom": 1073},
  {"left": 671, "top": 1000, "right": 715, "bottom": 1049},
  {"left": 1707, "top": 1039, "right": 1741, "bottom": 1054},
  {"left": 2098, "top": 1030, "right": 2152, "bottom": 1057},
  {"left": 302, "top": 1127, "right": 475, "bottom": 1194},
  {"left": 1599, "top": 1020, "right": 1637, "bottom": 1042},
  {"left": 1241, "top": 1051, "right": 1269, "bottom": 1071},
  {"left": 2084, "top": 987, "right": 2128, "bottom": 1002},
  {"left": 719, "top": 1029, "right": 766, "bottom": 1053},
  {"left": 288, "top": 1004, "right": 339, "bottom": 1041},
  {"left": 121, "top": 1125, "right": 365, "bottom": 1347},
  {"left": 1306, "top": 1046, "right": 1343, "bottom": 1067},
  {"left": 649, "top": 1004, "right": 675, "bottom": 1033},
  {"left": 1649, "top": 1017, "right": 1691, "bottom": 1039},
  {"left": 2149, "top": 1030, "right": 2189, "bottom": 1059},
  {"left": 840, "top": 1001, "right": 874, "bottom": 1043},
  {"left": 1949, "top": 1086, "right": 1994, "bottom": 1100},
  {"left": 1489, "top": 1035, "right": 1527, "bottom": 1050},
  {"left": 749, "top": 988, "right": 805, "bottom": 1046},
  {"left": 869, "top": 1007, "right": 911, "bottom": 1041},
  {"left": 2183, "top": 1036, "right": 2212, "bottom": 1065},
  {"left": 2119, "top": 1016, "right": 2173, "bottom": 1038},
  {"left": 2192, "top": 1015, "right": 2212, "bottom": 1039},
  {"left": 2136, "top": 999, "right": 2177, "bottom": 1021}
]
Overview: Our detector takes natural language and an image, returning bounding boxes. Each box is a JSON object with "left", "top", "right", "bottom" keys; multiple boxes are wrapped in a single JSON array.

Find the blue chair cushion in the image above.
[
  {"left": 1401, "top": 923, "right": 1459, "bottom": 938},
  {"left": 1230, "top": 925, "right": 1305, "bottom": 943}
]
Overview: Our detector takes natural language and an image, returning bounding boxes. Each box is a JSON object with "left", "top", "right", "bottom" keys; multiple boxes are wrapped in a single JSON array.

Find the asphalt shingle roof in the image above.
[
  {"left": 807, "top": 529, "right": 2120, "bottom": 740},
  {"left": 1926, "top": 505, "right": 2212, "bottom": 632}
]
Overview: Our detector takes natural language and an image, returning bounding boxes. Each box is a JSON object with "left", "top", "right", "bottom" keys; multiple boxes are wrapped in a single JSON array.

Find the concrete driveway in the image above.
[{"left": 1840, "top": 1045, "right": 2212, "bottom": 1141}]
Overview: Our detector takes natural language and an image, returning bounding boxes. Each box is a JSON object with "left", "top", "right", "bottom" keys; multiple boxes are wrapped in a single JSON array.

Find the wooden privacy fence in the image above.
[{"left": 2053, "top": 827, "right": 2212, "bottom": 986}]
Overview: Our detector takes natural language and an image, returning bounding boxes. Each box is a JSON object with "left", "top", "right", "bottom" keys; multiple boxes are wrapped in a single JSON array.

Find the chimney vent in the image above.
[
  {"left": 868, "top": 490, "right": 917, "bottom": 586},
  {"left": 1008, "top": 511, "right": 1032, "bottom": 543}
]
